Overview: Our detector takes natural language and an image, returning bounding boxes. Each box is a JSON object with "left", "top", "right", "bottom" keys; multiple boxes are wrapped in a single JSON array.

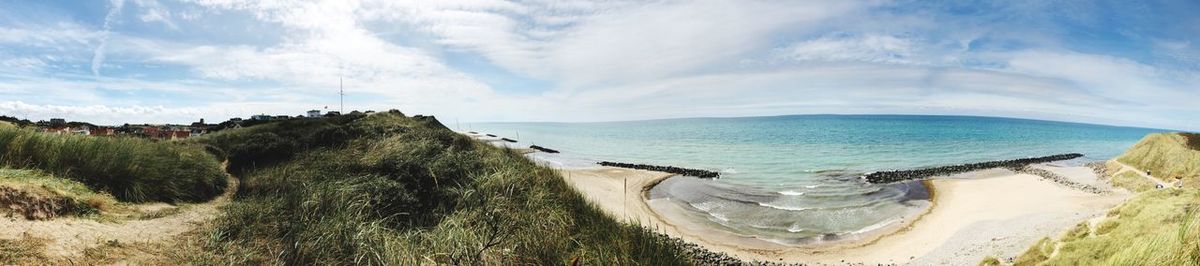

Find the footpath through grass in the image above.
[
  {"left": 188, "top": 112, "right": 691, "bottom": 265},
  {"left": 0, "top": 127, "right": 226, "bottom": 203}
]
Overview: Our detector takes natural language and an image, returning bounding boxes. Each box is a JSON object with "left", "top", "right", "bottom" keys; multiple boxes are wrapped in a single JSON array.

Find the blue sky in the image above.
[{"left": 0, "top": 0, "right": 1197, "bottom": 130}]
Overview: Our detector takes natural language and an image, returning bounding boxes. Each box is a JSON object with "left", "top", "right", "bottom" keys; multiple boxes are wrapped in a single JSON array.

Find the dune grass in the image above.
[
  {"left": 1010, "top": 189, "right": 1200, "bottom": 266},
  {"left": 0, "top": 168, "right": 118, "bottom": 216},
  {"left": 1117, "top": 133, "right": 1200, "bottom": 188},
  {"left": 0, "top": 127, "right": 226, "bottom": 203},
  {"left": 189, "top": 113, "right": 691, "bottom": 264},
  {"left": 1110, "top": 171, "right": 1156, "bottom": 193}
]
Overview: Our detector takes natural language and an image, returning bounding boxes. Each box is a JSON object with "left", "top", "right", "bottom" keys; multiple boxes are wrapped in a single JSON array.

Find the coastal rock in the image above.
[
  {"left": 529, "top": 145, "right": 560, "bottom": 153},
  {"left": 863, "top": 153, "right": 1084, "bottom": 184},
  {"left": 597, "top": 161, "right": 720, "bottom": 178}
]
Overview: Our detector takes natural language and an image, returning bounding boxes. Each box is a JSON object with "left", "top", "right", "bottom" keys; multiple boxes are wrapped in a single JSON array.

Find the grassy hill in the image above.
[
  {"left": 185, "top": 112, "right": 690, "bottom": 265},
  {"left": 1115, "top": 133, "right": 1200, "bottom": 187},
  {"left": 1009, "top": 133, "right": 1200, "bottom": 265},
  {"left": 0, "top": 127, "right": 226, "bottom": 203}
]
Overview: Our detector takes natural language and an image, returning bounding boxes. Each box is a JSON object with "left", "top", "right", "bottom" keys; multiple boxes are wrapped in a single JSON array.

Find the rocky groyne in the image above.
[
  {"left": 529, "top": 145, "right": 559, "bottom": 153},
  {"left": 864, "top": 153, "right": 1084, "bottom": 183},
  {"left": 1010, "top": 165, "right": 1108, "bottom": 194},
  {"left": 598, "top": 161, "right": 720, "bottom": 178},
  {"left": 500, "top": 138, "right": 518, "bottom": 143}
]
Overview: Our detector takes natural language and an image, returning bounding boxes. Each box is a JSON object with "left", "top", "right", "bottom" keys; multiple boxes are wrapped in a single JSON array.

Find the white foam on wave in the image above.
[
  {"left": 778, "top": 190, "right": 805, "bottom": 196},
  {"left": 847, "top": 218, "right": 901, "bottom": 235},
  {"left": 756, "top": 202, "right": 814, "bottom": 211},
  {"left": 722, "top": 167, "right": 739, "bottom": 174},
  {"left": 804, "top": 185, "right": 820, "bottom": 189},
  {"left": 787, "top": 224, "right": 806, "bottom": 233}
]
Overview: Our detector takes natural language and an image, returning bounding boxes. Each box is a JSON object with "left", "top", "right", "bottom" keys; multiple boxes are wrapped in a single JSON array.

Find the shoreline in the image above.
[{"left": 561, "top": 166, "right": 1129, "bottom": 264}]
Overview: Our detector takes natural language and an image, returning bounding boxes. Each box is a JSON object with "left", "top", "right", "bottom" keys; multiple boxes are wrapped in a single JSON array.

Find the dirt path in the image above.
[
  {"left": 0, "top": 163, "right": 238, "bottom": 260},
  {"left": 1111, "top": 160, "right": 1170, "bottom": 187}
]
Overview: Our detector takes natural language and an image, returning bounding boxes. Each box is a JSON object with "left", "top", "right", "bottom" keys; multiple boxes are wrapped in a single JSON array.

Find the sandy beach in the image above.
[{"left": 561, "top": 165, "right": 1130, "bottom": 265}]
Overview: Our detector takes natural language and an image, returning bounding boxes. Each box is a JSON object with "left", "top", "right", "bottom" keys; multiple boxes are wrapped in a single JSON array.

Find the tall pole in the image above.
[{"left": 339, "top": 76, "right": 344, "bottom": 113}]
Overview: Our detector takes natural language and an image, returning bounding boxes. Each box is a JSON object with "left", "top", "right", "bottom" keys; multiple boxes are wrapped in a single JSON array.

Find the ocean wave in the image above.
[
  {"left": 846, "top": 218, "right": 900, "bottom": 235},
  {"left": 787, "top": 224, "right": 806, "bottom": 233},
  {"left": 804, "top": 185, "right": 820, "bottom": 189},
  {"left": 722, "top": 167, "right": 739, "bottom": 174},
  {"left": 756, "top": 202, "right": 814, "bottom": 211},
  {"left": 778, "top": 190, "right": 805, "bottom": 196}
]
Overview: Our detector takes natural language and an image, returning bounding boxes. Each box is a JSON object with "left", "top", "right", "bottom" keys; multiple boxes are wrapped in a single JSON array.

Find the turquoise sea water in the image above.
[{"left": 468, "top": 115, "right": 1166, "bottom": 243}]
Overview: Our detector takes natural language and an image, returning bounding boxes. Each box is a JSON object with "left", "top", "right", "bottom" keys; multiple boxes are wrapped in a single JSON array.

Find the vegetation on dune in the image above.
[
  {"left": 190, "top": 113, "right": 690, "bottom": 265},
  {"left": 1011, "top": 189, "right": 1200, "bottom": 266},
  {"left": 1110, "top": 171, "right": 1156, "bottom": 193},
  {"left": 0, "top": 127, "right": 226, "bottom": 203},
  {"left": 1184, "top": 133, "right": 1200, "bottom": 151},
  {"left": 0, "top": 168, "right": 118, "bottom": 218},
  {"left": 1117, "top": 133, "right": 1200, "bottom": 188}
]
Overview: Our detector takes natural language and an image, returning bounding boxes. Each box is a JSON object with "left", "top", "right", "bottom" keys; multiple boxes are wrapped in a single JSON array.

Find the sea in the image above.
[{"left": 466, "top": 115, "right": 1166, "bottom": 244}]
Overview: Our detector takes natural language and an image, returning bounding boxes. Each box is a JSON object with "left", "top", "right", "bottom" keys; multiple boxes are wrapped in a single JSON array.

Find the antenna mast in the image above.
[{"left": 339, "top": 75, "right": 344, "bottom": 113}]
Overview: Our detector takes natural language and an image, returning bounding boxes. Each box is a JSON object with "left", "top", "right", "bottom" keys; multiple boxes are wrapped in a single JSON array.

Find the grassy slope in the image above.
[
  {"left": 1116, "top": 133, "right": 1200, "bottom": 187},
  {"left": 0, "top": 167, "right": 118, "bottom": 215},
  {"left": 0, "top": 127, "right": 226, "bottom": 203},
  {"left": 189, "top": 113, "right": 690, "bottom": 265},
  {"left": 1011, "top": 133, "right": 1200, "bottom": 265}
]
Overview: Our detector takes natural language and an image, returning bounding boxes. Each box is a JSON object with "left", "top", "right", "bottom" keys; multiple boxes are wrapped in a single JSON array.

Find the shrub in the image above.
[{"left": 0, "top": 127, "right": 225, "bottom": 203}]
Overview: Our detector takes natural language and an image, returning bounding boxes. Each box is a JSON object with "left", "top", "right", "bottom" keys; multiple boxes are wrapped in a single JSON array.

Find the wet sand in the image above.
[{"left": 561, "top": 166, "right": 1129, "bottom": 265}]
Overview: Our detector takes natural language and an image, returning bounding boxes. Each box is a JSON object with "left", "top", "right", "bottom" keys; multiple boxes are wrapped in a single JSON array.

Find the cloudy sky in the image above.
[{"left": 1, "top": 0, "right": 1197, "bottom": 130}]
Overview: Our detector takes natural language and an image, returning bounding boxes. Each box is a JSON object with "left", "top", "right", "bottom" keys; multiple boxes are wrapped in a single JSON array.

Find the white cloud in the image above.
[
  {"left": 777, "top": 33, "right": 921, "bottom": 64},
  {"left": 92, "top": 0, "right": 126, "bottom": 77}
]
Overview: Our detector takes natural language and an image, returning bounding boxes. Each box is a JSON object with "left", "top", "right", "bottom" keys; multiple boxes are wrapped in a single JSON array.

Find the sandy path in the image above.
[
  {"left": 0, "top": 167, "right": 238, "bottom": 259},
  {"left": 562, "top": 167, "right": 1129, "bottom": 265}
]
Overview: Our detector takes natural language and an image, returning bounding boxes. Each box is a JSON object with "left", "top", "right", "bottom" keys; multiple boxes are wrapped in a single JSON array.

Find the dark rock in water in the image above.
[
  {"left": 468, "top": 131, "right": 478, "bottom": 134},
  {"left": 863, "top": 153, "right": 1084, "bottom": 184},
  {"left": 486, "top": 134, "right": 497, "bottom": 137},
  {"left": 529, "top": 145, "right": 559, "bottom": 153},
  {"left": 501, "top": 138, "right": 518, "bottom": 143},
  {"left": 597, "top": 161, "right": 720, "bottom": 178}
]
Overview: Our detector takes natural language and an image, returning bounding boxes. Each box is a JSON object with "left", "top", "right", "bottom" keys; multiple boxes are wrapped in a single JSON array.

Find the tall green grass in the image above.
[
  {"left": 191, "top": 113, "right": 691, "bottom": 264},
  {"left": 0, "top": 127, "right": 226, "bottom": 203},
  {"left": 1012, "top": 189, "right": 1200, "bottom": 266}
]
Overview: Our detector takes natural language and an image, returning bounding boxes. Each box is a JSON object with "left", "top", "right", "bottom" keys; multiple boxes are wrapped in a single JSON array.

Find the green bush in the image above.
[{"left": 0, "top": 127, "right": 225, "bottom": 203}]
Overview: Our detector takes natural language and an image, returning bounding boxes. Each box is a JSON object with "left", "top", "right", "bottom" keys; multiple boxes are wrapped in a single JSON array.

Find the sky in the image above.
[{"left": 0, "top": 0, "right": 1198, "bottom": 130}]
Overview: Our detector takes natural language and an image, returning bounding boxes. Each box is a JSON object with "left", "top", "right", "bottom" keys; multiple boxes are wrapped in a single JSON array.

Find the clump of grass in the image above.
[
  {"left": 190, "top": 113, "right": 691, "bottom": 264},
  {"left": 0, "top": 235, "right": 49, "bottom": 264},
  {"left": 0, "top": 168, "right": 118, "bottom": 217},
  {"left": 1015, "top": 189, "right": 1200, "bottom": 265},
  {"left": 1111, "top": 171, "right": 1156, "bottom": 193},
  {"left": 1183, "top": 133, "right": 1200, "bottom": 151},
  {"left": 1015, "top": 237, "right": 1054, "bottom": 266},
  {"left": 1061, "top": 222, "right": 1091, "bottom": 242},
  {"left": 0, "top": 127, "right": 226, "bottom": 203},
  {"left": 978, "top": 256, "right": 1002, "bottom": 266}
]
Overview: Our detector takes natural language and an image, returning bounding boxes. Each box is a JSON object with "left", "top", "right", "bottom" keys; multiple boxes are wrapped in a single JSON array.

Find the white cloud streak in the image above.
[{"left": 92, "top": 0, "right": 126, "bottom": 77}]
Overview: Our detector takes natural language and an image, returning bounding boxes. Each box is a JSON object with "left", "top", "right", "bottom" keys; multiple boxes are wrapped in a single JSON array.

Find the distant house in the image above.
[
  {"left": 43, "top": 127, "right": 70, "bottom": 134},
  {"left": 169, "top": 130, "right": 190, "bottom": 140},
  {"left": 273, "top": 115, "right": 291, "bottom": 120},
  {"left": 90, "top": 127, "right": 115, "bottom": 136},
  {"left": 49, "top": 118, "right": 66, "bottom": 125},
  {"left": 251, "top": 114, "right": 272, "bottom": 121},
  {"left": 143, "top": 127, "right": 161, "bottom": 138},
  {"left": 307, "top": 110, "right": 322, "bottom": 118},
  {"left": 71, "top": 126, "right": 90, "bottom": 135},
  {"left": 324, "top": 111, "right": 341, "bottom": 117}
]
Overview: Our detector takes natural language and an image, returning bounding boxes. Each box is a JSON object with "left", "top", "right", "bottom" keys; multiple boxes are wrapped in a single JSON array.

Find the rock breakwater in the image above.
[
  {"left": 529, "top": 145, "right": 559, "bottom": 153},
  {"left": 597, "top": 161, "right": 720, "bottom": 178},
  {"left": 864, "top": 153, "right": 1084, "bottom": 183}
]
